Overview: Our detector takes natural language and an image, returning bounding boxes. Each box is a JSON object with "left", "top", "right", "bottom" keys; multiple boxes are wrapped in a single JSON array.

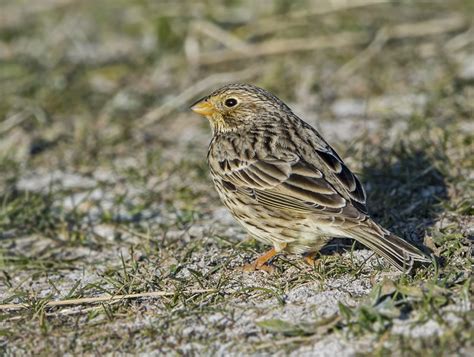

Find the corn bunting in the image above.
[{"left": 191, "top": 83, "right": 430, "bottom": 272}]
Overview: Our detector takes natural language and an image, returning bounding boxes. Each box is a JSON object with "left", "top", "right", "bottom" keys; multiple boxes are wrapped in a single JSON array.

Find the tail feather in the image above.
[{"left": 349, "top": 221, "right": 431, "bottom": 272}]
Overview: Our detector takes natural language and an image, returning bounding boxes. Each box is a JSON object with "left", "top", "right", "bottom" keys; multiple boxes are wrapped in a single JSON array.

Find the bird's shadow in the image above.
[
  {"left": 362, "top": 145, "right": 447, "bottom": 244},
  {"left": 320, "top": 143, "right": 448, "bottom": 257}
]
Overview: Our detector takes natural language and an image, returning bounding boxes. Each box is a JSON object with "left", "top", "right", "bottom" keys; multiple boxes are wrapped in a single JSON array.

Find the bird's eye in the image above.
[{"left": 224, "top": 98, "right": 238, "bottom": 107}]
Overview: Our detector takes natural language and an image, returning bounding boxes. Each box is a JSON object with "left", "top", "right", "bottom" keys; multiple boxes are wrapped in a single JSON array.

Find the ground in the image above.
[{"left": 0, "top": 0, "right": 473, "bottom": 355}]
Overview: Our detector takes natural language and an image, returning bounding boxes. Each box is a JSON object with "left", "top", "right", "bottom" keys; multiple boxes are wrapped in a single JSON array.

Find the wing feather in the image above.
[{"left": 214, "top": 152, "right": 366, "bottom": 216}]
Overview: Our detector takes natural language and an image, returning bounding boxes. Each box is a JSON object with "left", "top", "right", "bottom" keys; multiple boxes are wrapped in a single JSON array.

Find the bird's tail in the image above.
[{"left": 349, "top": 220, "right": 431, "bottom": 272}]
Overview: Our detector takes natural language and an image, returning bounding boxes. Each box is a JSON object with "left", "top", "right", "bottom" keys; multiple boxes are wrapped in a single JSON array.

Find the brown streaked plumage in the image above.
[{"left": 191, "top": 83, "right": 430, "bottom": 272}]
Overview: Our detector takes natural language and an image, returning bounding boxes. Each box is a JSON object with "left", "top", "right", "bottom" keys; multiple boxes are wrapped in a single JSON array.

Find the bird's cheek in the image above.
[{"left": 208, "top": 113, "right": 226, "bottom": 129}]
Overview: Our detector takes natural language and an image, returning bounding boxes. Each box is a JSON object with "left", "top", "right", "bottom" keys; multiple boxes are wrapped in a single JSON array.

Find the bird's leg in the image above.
[
  {"left": 242, "top": 248, "right": 278, "bottom": 273},
  {"left": 304, "top": 251, "right": 320, "bottom": 267}
]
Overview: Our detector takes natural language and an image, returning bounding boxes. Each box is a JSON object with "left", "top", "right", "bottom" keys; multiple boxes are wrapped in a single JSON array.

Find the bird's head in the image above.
[{"left": 190, "top": 83, "right": 290, "bottom": 133}]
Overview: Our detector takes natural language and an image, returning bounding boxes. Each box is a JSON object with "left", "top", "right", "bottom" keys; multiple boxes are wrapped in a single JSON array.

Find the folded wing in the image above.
[{"left": 212, "top": 149, "right": 367, "bottom": 220}]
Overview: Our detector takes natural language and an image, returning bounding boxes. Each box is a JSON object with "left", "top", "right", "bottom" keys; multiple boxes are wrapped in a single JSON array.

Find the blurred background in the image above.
[
  {"left": 1, "top": 0, "right": 472, "bottom": 170},
  {"left": 0, "top": 0, "right": 472, "bottom": 355}
]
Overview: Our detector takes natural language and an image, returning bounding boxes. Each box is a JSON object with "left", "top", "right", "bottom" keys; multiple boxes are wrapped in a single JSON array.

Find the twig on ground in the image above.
[
  {"left": 0, "top": 288, "right": 216, "bottom": 311},
  {"left": 137, "top": 67, "right": 259, "bottom": 127},
  {"left": 5, "top": 303, "right": 113, "bottom": 321}
]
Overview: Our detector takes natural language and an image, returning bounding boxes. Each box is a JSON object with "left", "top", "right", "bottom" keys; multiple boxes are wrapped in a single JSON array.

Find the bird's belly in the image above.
[{"left": 217, "top": 188, "right": 339, "bottom": 254}]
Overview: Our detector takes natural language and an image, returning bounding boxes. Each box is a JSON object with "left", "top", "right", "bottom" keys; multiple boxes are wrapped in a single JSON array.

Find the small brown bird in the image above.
[{"left": 191, "top": 83, "right": 430, "bottom": 272}]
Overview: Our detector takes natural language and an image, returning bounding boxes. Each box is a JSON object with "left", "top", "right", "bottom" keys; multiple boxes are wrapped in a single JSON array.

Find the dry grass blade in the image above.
[{"left": 0, "top": 289, "right": 216, "bottom": 311}]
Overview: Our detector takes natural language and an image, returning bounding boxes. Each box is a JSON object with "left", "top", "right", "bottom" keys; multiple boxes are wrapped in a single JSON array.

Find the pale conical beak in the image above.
[{"left": 191, "top": 100, "right": 216, "bottom": 117}]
